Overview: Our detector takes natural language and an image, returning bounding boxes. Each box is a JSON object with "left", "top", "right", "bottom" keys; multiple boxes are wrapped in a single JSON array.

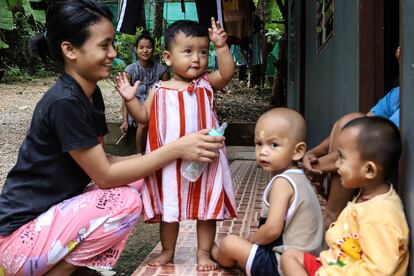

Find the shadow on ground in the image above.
[{"left": 114, "top": 222, "right": 159, "bottom": 275}]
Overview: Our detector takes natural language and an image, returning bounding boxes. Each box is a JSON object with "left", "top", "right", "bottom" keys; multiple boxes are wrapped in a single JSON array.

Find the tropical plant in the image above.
[
  {"left": 0, "top": 0, "right": 46, "bottom": 49},
  {"left": 264, "top": 0, "right": 285, "bottom": 45},
  {"left": 0, "top": 10, "right": 55, "bottom": 82},
  {"left": 0, "top": 0, "right": 52, "bottom": 82},
  {"left": 114, "top": 30, "right": 141, "bottom": 67},
  {"left": 265, "top": 0, "right": 288, "bottom": 107}
]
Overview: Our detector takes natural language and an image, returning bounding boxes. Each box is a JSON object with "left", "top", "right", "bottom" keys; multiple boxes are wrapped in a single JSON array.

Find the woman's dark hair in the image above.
[
  {"left": 135, "top": 30, "right": 154, "bottom": 48},
  {"left": 29, "top": 0, "right": 113, "bottom": 71},
  {"left": 164, "top": 20, "right": 208, "bottom": 50}
]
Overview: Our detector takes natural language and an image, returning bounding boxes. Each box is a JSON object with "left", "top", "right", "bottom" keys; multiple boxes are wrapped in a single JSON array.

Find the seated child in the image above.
[
  {"left": 212, "top": 108, "right": 324, "bottom": 275},
  {"left": 281, "top": 116, "right": 409, "bottom": 276}
]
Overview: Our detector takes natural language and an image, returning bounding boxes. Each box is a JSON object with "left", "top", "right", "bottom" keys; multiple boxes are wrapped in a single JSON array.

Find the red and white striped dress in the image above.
[{"left": 141, "top": 74, "right": 237, "bottom": 223}]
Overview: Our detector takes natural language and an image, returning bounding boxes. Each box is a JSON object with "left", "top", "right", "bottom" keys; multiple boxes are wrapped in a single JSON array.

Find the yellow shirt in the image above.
[{"left": 317, "top": 186, "right": 409, "bottom": 276}]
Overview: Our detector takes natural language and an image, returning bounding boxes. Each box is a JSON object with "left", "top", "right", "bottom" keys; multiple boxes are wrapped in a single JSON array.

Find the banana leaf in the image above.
[
  {"left": 0, "top": 39, "right": 9, "bottom": 49},
  {"left": 22, "top": 0, "right": 45, "bottom": 23},
  {"left": 6, "top": 0, "right": 19, "bottom": 6},
  {"left": 0, "top": 0, "right": 13, "bottom": 31}
]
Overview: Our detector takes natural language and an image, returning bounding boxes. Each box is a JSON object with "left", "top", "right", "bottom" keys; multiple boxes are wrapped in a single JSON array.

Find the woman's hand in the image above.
[
  {"left": 173, "top": 129, "right": 225, "bottom": 162},
  {"left": 302, "top": 152, "right": 324, "bottom": 182},
  {"left": 116, "top": 72, "right": 139, "bottom": 102},
  {"left": 120, "top": 120, "right": 128, "bottom": 135},
  {"left": 70, "top": 129, "right": 224, "bottom": 189}
]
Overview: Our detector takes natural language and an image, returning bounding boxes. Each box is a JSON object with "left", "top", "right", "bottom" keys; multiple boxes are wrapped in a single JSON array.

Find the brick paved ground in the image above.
[{"left": 132, "top": 160, "right": 271, "bottom": 276}]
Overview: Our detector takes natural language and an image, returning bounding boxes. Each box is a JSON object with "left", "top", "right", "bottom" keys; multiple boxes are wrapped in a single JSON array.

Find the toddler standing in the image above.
[{"left": 116, "top": 18, "right": 237, "bottom": 271}]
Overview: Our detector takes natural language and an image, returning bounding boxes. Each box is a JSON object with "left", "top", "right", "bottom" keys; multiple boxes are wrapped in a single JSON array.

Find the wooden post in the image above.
[
  {"left": 152, "top": 0, "right": 164, "bottom": 38},
  {"left": 400, "top": 0, "right": 414, "bottom": 273}
]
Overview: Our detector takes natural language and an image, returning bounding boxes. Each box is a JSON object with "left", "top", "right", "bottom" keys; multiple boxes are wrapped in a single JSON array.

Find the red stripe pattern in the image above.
[{"left": 141, "top": 75, "right": 237, "bottom": 223}]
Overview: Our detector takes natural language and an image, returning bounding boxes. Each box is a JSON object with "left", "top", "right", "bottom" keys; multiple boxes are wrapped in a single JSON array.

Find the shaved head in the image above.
[{"left": 256, "top": 108, "right": 306, "bottom": 143}]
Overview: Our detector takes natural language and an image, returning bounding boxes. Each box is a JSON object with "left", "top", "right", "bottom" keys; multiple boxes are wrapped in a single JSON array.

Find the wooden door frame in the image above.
[
  {"left": 400, "top": 0, "right": 414, "bottom": 271},
  {"left": 299, "top": 0, "right": 306, "bottom": 115},
  {"left": 359, "top": 0, "right": 384, "bottom": 113}
]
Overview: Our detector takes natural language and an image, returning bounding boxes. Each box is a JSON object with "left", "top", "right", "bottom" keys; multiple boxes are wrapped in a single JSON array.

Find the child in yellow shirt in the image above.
[{"left": 281, "top": 116, "right": 409, "bottom": 276}]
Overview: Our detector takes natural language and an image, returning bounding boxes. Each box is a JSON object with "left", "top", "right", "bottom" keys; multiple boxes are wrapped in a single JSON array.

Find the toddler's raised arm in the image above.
[{"left": 207, "top": 17, "right": 235, "bottom": 90}]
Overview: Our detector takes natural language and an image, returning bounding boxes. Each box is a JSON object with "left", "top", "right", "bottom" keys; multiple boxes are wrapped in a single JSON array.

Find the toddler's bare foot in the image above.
[
  {"left": 197, "top": 249, "right": 218, "bottom": 271},
  {"left": 147, "top": 249, "right": 174, "bottom": 267}
]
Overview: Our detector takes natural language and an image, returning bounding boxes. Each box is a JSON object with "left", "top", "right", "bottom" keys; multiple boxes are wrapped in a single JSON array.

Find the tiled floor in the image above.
[{"left": 132, "top": 160, "right": 271, "bottom": 276}]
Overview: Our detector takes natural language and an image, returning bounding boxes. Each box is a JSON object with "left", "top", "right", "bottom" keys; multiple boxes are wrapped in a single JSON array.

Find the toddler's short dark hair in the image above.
[
  {"left": 164, "top": 20, "right": 208, "bottom": 50},
  {"left": 343, "top": 116, "right": 401, "bottom": 181}
]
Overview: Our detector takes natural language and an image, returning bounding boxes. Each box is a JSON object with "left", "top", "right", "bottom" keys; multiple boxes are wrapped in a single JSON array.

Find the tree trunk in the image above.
[
  {"left": 271, "top": 1, "right": 288, "bottom": 107},
  {"left": 139, "top": 1, "right": 146, "bottom": 29},
  {"left": 271, "top": 33, "right": 287, "bottom": 107},
  {"left": 153, "top": 0, "right": 164, "bottom": 38}
]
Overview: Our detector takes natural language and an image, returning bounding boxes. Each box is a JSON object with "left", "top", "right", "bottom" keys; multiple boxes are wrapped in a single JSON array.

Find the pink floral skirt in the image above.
[{"left": 0, "top": 180, "right": 143, "bottom": 276}]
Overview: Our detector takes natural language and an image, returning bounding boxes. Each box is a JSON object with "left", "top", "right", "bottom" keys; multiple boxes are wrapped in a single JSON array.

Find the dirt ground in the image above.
[{"left": 0, "top": 77, "right": 270, "bottom": 275}]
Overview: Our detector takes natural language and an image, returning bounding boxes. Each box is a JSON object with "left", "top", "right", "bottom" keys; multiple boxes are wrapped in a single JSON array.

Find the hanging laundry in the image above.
[
  {"left": 223, "top": 0, "right": 239, "bottom": 11},
  {"left": 195, "top": 0, "right": 224, "bottom": 30},
  {"left": 223, "top": 0, "right": 254, "bottom": 39},
  {"left": 116, "top": 0, "right": 144, "bottom": 34}
]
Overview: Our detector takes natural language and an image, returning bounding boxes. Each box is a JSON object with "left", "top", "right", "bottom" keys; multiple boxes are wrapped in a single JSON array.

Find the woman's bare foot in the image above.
[
  {"left": 197, "top": 249, "right": 218, "bottom": 271},
  {"left": 147, "top": 249, "right": 174, "bottom": 267}
]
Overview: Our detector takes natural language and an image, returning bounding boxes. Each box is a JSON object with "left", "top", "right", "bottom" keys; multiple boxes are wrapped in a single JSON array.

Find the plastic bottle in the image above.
[{"left": 181, "top": 122, "right": 228, "bottom": 182}]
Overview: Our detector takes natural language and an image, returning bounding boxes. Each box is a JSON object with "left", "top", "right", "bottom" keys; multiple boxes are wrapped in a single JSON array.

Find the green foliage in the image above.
[
  {"left": 22, "top": 0, "right": 46, "bottom": 24},
  {"left": 0, "top": 0, "right": 14, "bottom": 33},
  {"left": 114, "top": 30, "right": 141, "bottom": 66},
  {"left": 0, "top": 11, "right": 54, "bottom": 83},
  {"left": 264, "top": 1, "right": 285, "bottom": 50},
  {"left": 1, "top": 64, "right": 53, "bottom": 82},
  {"left": 0, "top": 0, "right": 52, "bottom": 82},
  {"left": 111, "top": 61, "right": 126, "bottom": 74},
  {"left": 0, "top": 0, "right": 46, "bottom": 49},
  {"left": 152, "top": 36, "right": 164, "bottom": 63},
  {"left": 2, "top": 65, "right": 30, "bottom": 82},
  {"left": 266, "top": 27, "right": 283, "bottom": 45},
  {"left": 262, "top": 0, "right": 285, "bottom": 57},
  {"left": 0, "top": 39, "right": 8, "bottom": 49}
]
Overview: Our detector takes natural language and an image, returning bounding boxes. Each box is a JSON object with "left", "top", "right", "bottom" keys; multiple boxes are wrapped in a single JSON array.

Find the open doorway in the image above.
[
  {"left": 384, "top": 0, "right": 399, "bottom": 93},
  {"left": 359, "top": 0, "right": 399, "bottom": 112}
]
